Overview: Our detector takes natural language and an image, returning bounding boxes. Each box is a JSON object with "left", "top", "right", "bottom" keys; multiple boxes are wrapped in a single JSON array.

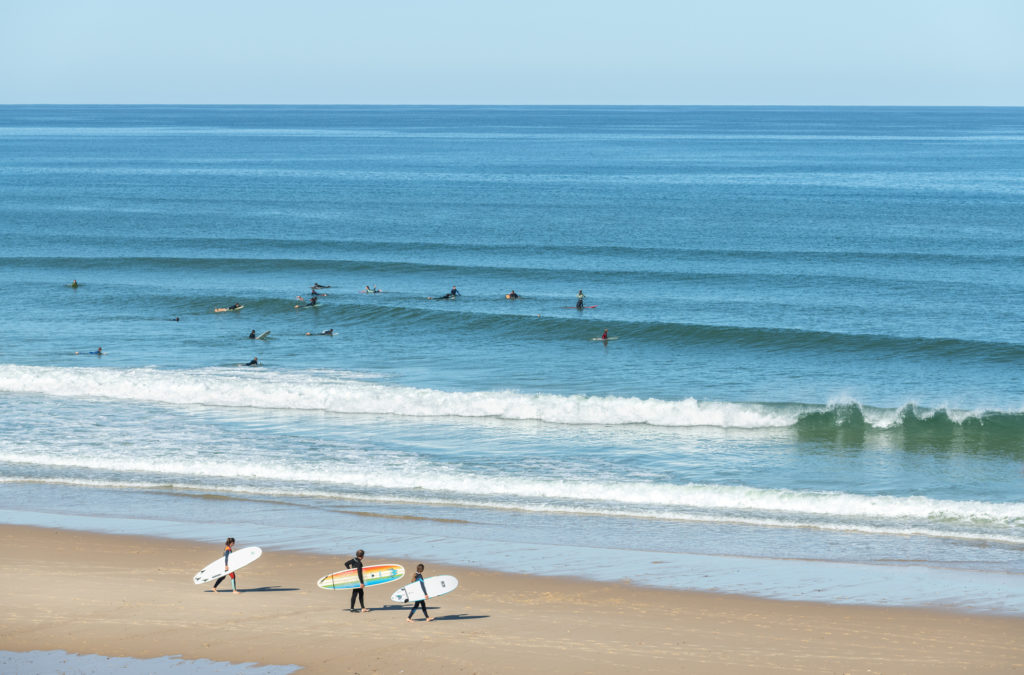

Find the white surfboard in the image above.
[
  {"left": 255, "top": 331, "right": 271, "bottom": 340},
  {"left": 390, "top": 575, "right": 459, "bottom": 603},
  {"left": 193, "top": 546, "right": 263, "bottom": 584}
]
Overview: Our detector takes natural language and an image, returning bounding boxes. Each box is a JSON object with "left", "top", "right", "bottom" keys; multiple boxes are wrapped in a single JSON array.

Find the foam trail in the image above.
[
  {"left": 0, "top": 365, "right": 797, "bottom": 427},
  {"left": 3, "top": 448, "right": 1023, "bottom": 527}
]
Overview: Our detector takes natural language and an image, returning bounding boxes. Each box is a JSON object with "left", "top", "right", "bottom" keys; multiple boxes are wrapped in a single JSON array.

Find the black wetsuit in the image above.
[
  {"left": 408, "top": 573, "right": 430, "bottom": 619},
  {"left": 345, "top": 557, "right": 365, "bottom": 609},
  {"left": 248, "top": 330, "right": 256, "bottom": 339}
]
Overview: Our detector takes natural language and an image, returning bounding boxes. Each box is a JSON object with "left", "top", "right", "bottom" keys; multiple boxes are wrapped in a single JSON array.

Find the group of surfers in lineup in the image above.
[
  {"left": 214, "top": 539, "right": 435, "bottom": 622},
  {"left": 71, "top": 281, "right": 613, "bottom": 359}
]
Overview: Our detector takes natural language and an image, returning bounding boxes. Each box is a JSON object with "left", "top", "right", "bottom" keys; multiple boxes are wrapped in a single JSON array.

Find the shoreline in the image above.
[{"left": 2, "top": 524, "right": 1023, "bottom": 674}]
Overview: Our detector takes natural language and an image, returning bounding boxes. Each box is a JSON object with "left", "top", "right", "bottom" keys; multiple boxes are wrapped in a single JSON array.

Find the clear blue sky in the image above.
[{"left": 1, "top": 0, "right": 1021, "bottom": 104}]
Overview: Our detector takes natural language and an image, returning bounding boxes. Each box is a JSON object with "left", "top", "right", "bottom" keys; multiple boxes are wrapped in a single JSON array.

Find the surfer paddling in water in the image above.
[
  {"left": 345, "top": 549, "right": 369, "bottom": 612},
  {"left": 212, "top": 537, "right": 239, "bottom": 594},
  {"left": 406, "top": 563, "right": 435, "bottom": 622}
]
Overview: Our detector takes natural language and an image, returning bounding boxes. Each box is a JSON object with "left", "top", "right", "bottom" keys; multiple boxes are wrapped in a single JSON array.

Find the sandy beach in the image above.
[{"left": 0, "top": 525, "right": 1021, "bottom": 674}]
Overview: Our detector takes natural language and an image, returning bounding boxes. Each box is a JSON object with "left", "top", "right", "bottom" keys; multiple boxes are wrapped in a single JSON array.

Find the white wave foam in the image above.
[
  {"left": 0, "top": 364, "right": 798, "bottom": 428},
  {"left": 3, "top": 448, "right": 1022, "bottom": 528},
  {"left": 3, "top": 475, "right": 1023, "bottom": 546}
]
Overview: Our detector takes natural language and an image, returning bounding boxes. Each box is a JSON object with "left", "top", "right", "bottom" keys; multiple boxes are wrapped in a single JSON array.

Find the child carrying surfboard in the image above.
[
  {"left": 213, "top": 537, "right": 239, "bottom": 594},
  {"left": 406, "top": 564, "right": 434, "bottom": 622}
]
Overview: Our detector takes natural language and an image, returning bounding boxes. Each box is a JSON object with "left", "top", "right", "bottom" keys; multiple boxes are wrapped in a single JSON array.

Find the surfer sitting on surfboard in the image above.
[
  {"left": 212, "top": 537, "right": 239, "bottom": 594},
  {"left": 345, "top": 550, "right": 369, "bottom": 613},
  {"left": 506, "top": 290, "right": 519, "bottom": 299},
  {"left": 600, "top": 329, "right": 608, "bottom": 340},
  {"left": 407, "top": 564, "right": 435, "bottom": 622},
  {"left": 248, "top": 330, "right": 256, "bottom": 339}
]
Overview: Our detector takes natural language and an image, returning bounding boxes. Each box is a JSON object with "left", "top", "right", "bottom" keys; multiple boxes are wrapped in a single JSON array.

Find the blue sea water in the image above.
[{"left": 0, "top": 106, "right": 1022, "bottom": 612}]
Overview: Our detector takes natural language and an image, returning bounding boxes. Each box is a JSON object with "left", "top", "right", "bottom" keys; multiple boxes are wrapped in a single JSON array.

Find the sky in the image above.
[{"left": 0, "top": 0, "right": 1021, "bottom": 105}]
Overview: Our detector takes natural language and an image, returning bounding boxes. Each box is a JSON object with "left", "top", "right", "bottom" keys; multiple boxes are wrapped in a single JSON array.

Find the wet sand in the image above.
[{"left": 1, "top": 525, "right": 1022, "bottom": 674}]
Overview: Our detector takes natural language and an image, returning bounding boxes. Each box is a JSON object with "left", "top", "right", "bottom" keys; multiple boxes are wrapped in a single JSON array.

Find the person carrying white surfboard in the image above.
[
  {"left": 345, "top": 549, "right": 369, "bottom": 613},
  {"left": 406, "top": 563, "right": 435, "bottom": 622},
  {"left": 212, "top": 537, "right": 239, "bottom": 594}
]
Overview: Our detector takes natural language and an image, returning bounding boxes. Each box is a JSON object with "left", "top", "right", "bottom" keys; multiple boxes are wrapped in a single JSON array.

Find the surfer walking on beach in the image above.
[
  {"left": 406, "top": 563, "right": 435, "bottom": 622},
  {"left": 345, "top": 549, "right": 369, "bottom": 612},
  {"left": 212, "top": 537, "right": 239, "bottom": 594}
]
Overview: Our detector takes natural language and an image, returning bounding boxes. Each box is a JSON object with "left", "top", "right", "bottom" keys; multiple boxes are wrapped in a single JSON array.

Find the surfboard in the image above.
[
  {"left": 561, "top": 305, "right": 597, "bottom": 309},
  {"left": 193, "top": 546, "right": 263, "bottom": 584},
  {"left": 255, "top": 331, "right": 271, "bottom": 340},
  {"left": 317, "top": 564, "right": 405, "bottom": 590},
  {"left": 214, "top": 305, "right": 244, "bottom": 313},
  {"left": 390, "top": 575, "right": 459, "bottom": 603},
  {"left": 591, "top": 336, "right": 619, "bottom": 341}
]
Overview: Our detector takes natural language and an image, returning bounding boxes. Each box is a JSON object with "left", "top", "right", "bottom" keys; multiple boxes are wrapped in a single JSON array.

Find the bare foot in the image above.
[
  {"left": 360, "top": 608, "right": 369, "bottom": 613},
  {"left": 406, "top": 618, "right": 414, "bottom": 623},
  {"left": 426, "top": 617, "right": 435, "bottom": 622},
  {"left": 211, "top": 588, "right": 218, "bottom": 593},
  {"left": 233, "top": 589, "right": 240, "bottom": 594}
]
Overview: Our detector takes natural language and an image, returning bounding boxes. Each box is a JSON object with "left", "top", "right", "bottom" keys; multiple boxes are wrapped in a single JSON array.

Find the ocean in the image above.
[{"left": 1, "top": 105, "right": 1022, "bottom": 612}]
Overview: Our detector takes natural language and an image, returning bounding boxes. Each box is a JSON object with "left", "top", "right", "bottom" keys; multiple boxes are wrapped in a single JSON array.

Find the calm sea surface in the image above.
[{"left": 1, "top": 106, "right": 1022, "bottom": 611}]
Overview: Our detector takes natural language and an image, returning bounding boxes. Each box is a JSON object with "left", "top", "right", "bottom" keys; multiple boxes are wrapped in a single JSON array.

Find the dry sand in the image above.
[{"left": 1, "top": 524, "right": 1021, "bottom": 674}]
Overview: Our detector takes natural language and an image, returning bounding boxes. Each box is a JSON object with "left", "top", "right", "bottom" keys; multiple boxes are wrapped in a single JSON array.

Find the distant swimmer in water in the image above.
[
  {"left": 433, "top": 285, "right": 460, "bottom": 300},
  {"left": 172, "top": 317, "right": 180, "bottom": 322},
  {"left": 248, "top": 329, "right": 256, "bottom": 339},
  {"left": 600, "top": 328, "right": 608, "bottom": 341},
  {"left": 245, "top": 357, "right": 258, "bottom": 366},
  {"left": 576, "top": 290, "right": 585, "bottom": 310},
  {"left": 305, "top": 329, "right": 334, "bottom": 336},
  {"left": 71, "top": 279, "right": 79, "bottom": 288},
  {"left": 76, "top": 346, "right": 103, "bottom": 355},
  {"left": 313, "top": 283, "right": 330, "bottom": 289},
  {"left": 506, "top": 290, "right": 520, "bottom": 300}
]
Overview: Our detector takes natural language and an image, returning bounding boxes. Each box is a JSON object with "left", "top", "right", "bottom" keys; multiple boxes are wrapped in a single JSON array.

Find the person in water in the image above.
[
  {"left": 228, "top": 303, "right": 242, "bottom": 310},
  {"left": 304, "top": 329, "right": 333, "bottom": 336},
  {"left": 345, "top": 549, "right": 368, "bottom": 612},
  {"left": 212, "top": 537, "right": 239, "bottom": 594},
  {"left": 71, "top": 279, "right": 78, "bottom": 288},
  {"left": 507, "top": 290, "right": 519, "bottom": 300},
  {"left": 94, "top": 347, "right": 103, "bottom": 355},
  {"left": 406, "top": 563, "right": 435, "bottom": 622},
  {"left": 576, "top": 290, "right": 585, "bottom": 309},
  {"left": 246, "top": 357, "right": 258, "bottom": 366},
  {"left": 313, "top": 283, "right": 330, "bottom": 289},
  {"left": 436, "top": 285, "right": 461, "bottom": 300},
  {"left": 600, "top": 328, "right": 608, "bottom": 340},
  {"left": 248, "top": 329, "right": 256, "bottom": 339}
]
